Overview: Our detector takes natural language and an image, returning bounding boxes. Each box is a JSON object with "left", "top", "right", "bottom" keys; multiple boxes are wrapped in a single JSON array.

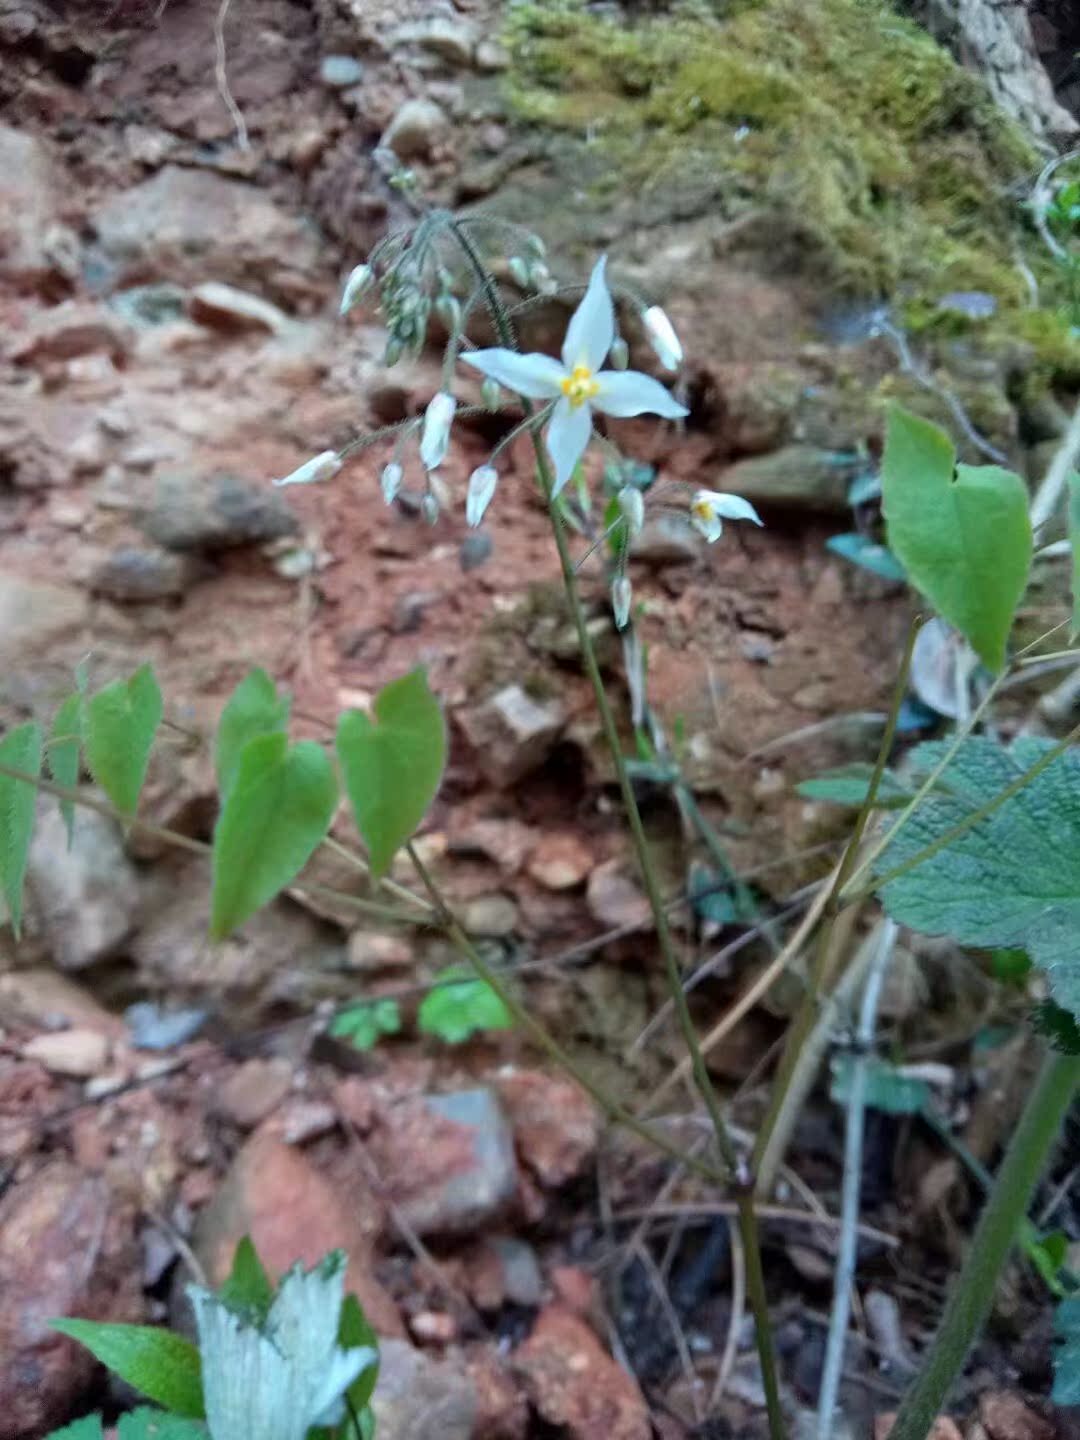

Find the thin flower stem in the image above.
[
  {"left": 403, "top": 841, "right": 727, "bottom": 1185},
  {"left": 887, "top": 1048, "right": 1080, "bottom": 1440}
]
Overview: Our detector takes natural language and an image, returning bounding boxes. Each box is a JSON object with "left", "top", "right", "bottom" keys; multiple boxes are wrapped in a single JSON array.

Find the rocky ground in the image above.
[{"left": 2, "top": 2, "right": 1080, "bottom": 1438}]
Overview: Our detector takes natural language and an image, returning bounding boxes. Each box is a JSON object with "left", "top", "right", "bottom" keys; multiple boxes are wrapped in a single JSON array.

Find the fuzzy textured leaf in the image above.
[
  {"left": 84, "top": 664, "right": 163, "bottom": 815},
  {"left": 877, "top": 736, "right": 1080, "bottom": 1020},
  {"left": 215, "top": 669, "right": 290, "bottom": 801},
  {"left": 44, "top": 1417, "right": 104, "bottom": 1440},
  {"left": 209, "top": 733, "right": 337, "bottom": 939},
  {"left": 797, "top": 763, "right": 911, "bottom": 809},
  {"left": 336, "top": 669, "right": 446, "bottom": 878},
  {"left": 0, "top": 721, "right": 42, "bottom": 936},
  {"left": 51, "top": 1321, "right": 203, "bottom": 1417},
  {"left": 49, "top": 693, "right": 83, "bottom": 844},
  {"left": 882, "top": 406, "right": 1031, "bottom": 671}
]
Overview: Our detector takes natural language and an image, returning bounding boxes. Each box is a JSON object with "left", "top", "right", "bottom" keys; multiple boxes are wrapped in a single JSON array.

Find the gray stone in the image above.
[
  {"left": 418, "top": 1090, "right": 516, "bottom": 1231},
  {"left": 27, "top": 805, "right": 141, "bottom": 971},
  {"left": 90, "top": 546, "right": 197, "bottom": 602},
  {"left": 0, "top": 124, "right": 67, "bottom": 292},
  {"left": 462, "top": 893, "right": 519, "bottom": 938},
  {"left": 717, "top": 443, "right": 851, "bottom": 514},
  {"left": 393, "top": 18, "right": 475, "bottom": 67},
  {"left": 474, "top": 39, "right": 510, "bottom": 72},
  {"left": 630, "top": 513, "right": 703, "bottom": 565},
  {"left": 319, "top": 54, "right": 365, "bottom": 88},
  {"left": 371, "top": 1340, "right": 476, "bottom": 1440},
  {"left": 0, "top": 575, "right": 88, "bottom": 674},
  {"left": 108, "top": 284, "right": 187, "bottom": 329},
  {"left": 458, "top": 684, "right": 566, "bottom": 788},
  {"left": 140, "top": 471, "right": 298, "bottom": 553},
  {"left": 458, "top": 531, "right": 492, "bottom": 571},
  {"left": 490, "top": 1236, "right": 543, "bottom": 1307},
  {"left": 381, "top": 98, "right": 448, "bottom": 160}
]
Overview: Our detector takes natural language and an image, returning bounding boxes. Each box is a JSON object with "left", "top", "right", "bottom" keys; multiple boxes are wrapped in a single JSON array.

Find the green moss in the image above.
[{"left": 503, "top": 0, "right": 1077, "bottom": 379}]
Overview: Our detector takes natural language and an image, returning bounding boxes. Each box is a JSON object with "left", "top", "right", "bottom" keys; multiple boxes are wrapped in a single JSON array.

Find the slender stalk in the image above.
[
  {"left": 817, "top": 919, "right": 897, "bottom": 1439},
  {"left": 738, "top": 1190, "right": 788, "bottom": 1440},
  {"left": 888, "top": 1049, "right": 1080, "bottom": 1440},
  {"left": 404, "top": 841, "right": 727, "bottom": 1185}
]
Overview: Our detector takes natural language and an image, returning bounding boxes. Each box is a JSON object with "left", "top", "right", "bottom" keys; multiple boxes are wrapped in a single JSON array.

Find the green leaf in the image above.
[
  {"left": 418, "top": 967, "right": 513, "bottom": 1045},
  {"left": 988, "top": 948, "right": 1032, "bottom": 984},
  {"left": 209, "top": 733, "right": 337, "bottom": 939},
  {"left": 116, "top": 1411, "right": 206, "bottom": 1440},
  {"left": 336, "top": 669, "right": 446, "bottom": 879},
  {"left": 830, "top": 1056, "right": 930, "bottom": 1115},
  {"left": 339, "top": 1293, "right": 380, "bottom": 1410},
  {"left": 51, "top": 1321, "right": 204, "bottom": 1418},
  {"left": 797, "top": 763, "right": 912, "bottom": 809},
  {"left": 49, "top": 693, "right": 83, "bottom": 845},
  {"left": 330, "top": 999, "right": 402, "bottom": 1052},
  {"left": 825, "top": 532, "right": 906, "bottom": 581},
  {"left": 84, "top": 664, "right": 163, "bottom": 815},
  {"left": 1020, "top": 1221, "right": 1069, "bottom": 1296},
  {"left": 877, "top": 736, "right": 1080, "bottom": 1021},
  {"left": 215, "top": 669, "right": 290, "bottom": 800},
  {"left": 881, "top": 406, "right": 1032, "bottom": 671},
  {"left": 217, "top": 1236, "right": 274, "bottom": 1318},
  {"left": 1068, "top": 470, "right": 1080, "bottom": 639},
  {"left": 44, "top": 1418, "right": 104, "bottom": 1440},
  {"left": 0, "top": 721, "right": 42, "bottom": 937},
  {"left": 1034, "top": 1000, "right": 1080, "bottom": 1054},
  {"left": 1054, "top": 1293, "right": 1080, "bottom": 1404}
]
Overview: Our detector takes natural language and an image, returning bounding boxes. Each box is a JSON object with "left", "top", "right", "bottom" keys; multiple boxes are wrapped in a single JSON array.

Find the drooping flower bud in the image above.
[
  {"left": 642, "top": 305, "right": 683, "bottom": 371},
  {"left": 612, "top": 574, "right": 632, "bottom": 630},
  {"left": 339, "top": 263, "right": 373, "bottom": 317},
  {"left": 466, "top": 465, "right": 498, "bottom": 527},
  {"left": 273, "top": 451, "right": 341, "bottom": 487},
  {"left": 435, "top": 294, "right": 462, "bottom": 331},
  {"left": 420, "top": 391, "right": 456, "bottom": 470},
  {"left": 508, "top": 256, "right": 530, "bottom": 288},
  {"left": 525, "top": 233, "right": 547, "bottom": 260},
  {"left": 380, "top": 462, "right": 403, "bottom": 504},
  {"left": 480, "top": 377, "right": 502, "bottom": 411},
  {"left": 384, "top": 336, "right": 404, "bottom": 367},
  {"left": 529, "top": 260, "right": 554, "bottom": 294},
  {"left": 618, "top": 485, "right": 645, "bottom": 535},
  {"left": 421, "top": 492, "right": 440, "bottom": 525},
  {"left": 609, "top": 336, "right": 630, "bottom": 371}
]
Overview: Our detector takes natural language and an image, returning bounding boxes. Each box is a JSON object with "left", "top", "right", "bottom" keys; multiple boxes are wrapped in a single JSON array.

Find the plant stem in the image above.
[
  {"left": 737, "top": 1189, "right": 788, "bottom": 1440},
  {"left": 404, "top": 841, "right": 727, "bottom": 1185},
  {"left": 888, "top": 1048, "right": 1080, "bottom": 1440}
]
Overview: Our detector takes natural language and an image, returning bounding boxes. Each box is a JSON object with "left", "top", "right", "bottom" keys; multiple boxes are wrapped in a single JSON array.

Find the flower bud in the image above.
[
  {"left": 612, "top": 574, "right": 632, "bottom": 630},
  {"left": 273, "top": 450, "right": 341, "bottom": 487},
  {"left": 435, "top": 294, "right": 462, "bottom": 331},
  {"left": 618, "top": 485, "right": 645, "bottom": 535},
  {"left": 525, "top": 233, "right": 547, "bottom": 260},
  {"left": 466, "top": 465, "right": 498, "bottom": 527},
  {"left": 383, "top": 336, "right": 404, "bottom": 367},
  {"left": 609, "top": 336, "right": 630, "bottom": 370},
  {"left": 381, "top": 462, "right": 403, "bottom": 504},
  {"left": 481, "top": 377, "right": 503, "bottom": 411},
  {"left": 420, "top": 391, "right": 456, "bottom": 470},
  {"left": 339, "top": 263, "right": 373, "bottom": 317},
  {"left": 421, "top": 492, "right": 440, "bottom": 525},
  {"left": 508, "top": 256, "right": 530, "bottom": 288},
  {"left": 642, "top": 305, "right": 683, "bottom": 371}
]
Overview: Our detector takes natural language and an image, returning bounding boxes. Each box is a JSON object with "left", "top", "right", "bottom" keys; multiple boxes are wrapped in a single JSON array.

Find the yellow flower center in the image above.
[
  {"left": 561, "top": 364, "right": 600, "bottom": 409},
  {"left": 692, "top": 498, "right": 715, "bottom": 522}
]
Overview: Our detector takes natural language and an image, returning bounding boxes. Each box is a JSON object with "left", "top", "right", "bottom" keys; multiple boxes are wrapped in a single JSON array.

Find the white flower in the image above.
[
  {"left": 381, "top": 462, "right": 403, "bottom": 504},
  {"left": 420, "top": 391, "right": 456, "bottom": 470},
  {"left": 272, "top": 451, "right": 341, "bottom": 488},
  {"left": 460, "top": 257, "right": 688, "bottom": 496},
  {"left": 617, "top": 485, "right": 644, "bottom": 535},
  {"left": 188, "top": 1254, "right": 375, "bottom": 1440},
  {"left": 340, "top": 263, "right": 373, "bottom": 317},
  {"left": 690, "top": 489, "right": 763, "bottom": 543},
  {"left": 466, "top": 465, "right": 498, "bottom": 527},
  {"left": 612, "top": 574, "right": 632, "bottom": 630},
  {"left": 642, "top": 306, "right": 683, "bottom": 371},
  {"left": 421, "top": 492, "right": 440, "bottom": 525}
]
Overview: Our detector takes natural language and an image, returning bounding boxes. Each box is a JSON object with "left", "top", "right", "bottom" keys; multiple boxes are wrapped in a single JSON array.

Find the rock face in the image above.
[
  {"left": 513, "top": 1305, "right": 651, "bottom": 1440},
  {"left": 92, "top": 166, "right": 323, "bottom": 300},
  {"left": 192, "top": 1130, "right": 403, "bottom": 1337},
  {"left": 0, "top": 125, "right": 67, "bottom": 292},
  {"left": 0, "top": 1164, "right": 140, "bottom": 1439},
  {"left": 27, "top": 806, "right": 142, "bottom": 971},
  {"left": 0, "top": 576, "right": 89, "bottom": 711},
  {"left": 140, "top": 471, "right": 298, "bottom": 552},
  {"left": 458, "top": 685, "right": 567, "bottom": 788}
]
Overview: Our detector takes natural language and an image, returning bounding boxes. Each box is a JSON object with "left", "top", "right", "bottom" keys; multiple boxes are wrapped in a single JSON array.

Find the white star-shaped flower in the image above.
[
  {"left": 460, "top": 257, "right": 688, "bottom": 495},
  {"left": 690, "top": 489, "right": 763, "bottom": 542}
]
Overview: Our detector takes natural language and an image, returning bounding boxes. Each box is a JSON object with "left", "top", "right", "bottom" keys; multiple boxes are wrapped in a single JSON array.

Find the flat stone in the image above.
[
  {"left": 140, "top": 470, "right": 298, "bottom": 553},
  {"left": 9, "top": 301, "right": 131, "bottom": 365},
  {"left": 0, "top": 970, "right": 125, "bottom": 1038},
  {"left": 192, "top": 1131, "right": 402, "bottom": 1336},
  {"left": 512, "top": 1305, "right": 650, "bottom": 1440},
  {"left": 347, "top": 930, "right": 414, "bottom": 970},
  {"left": 0, "top": 575, "right": 88, "bottom": 677},
  {"left": 213, "top": 1057, "right": 294, "bottom": 1129},
  {"left": 27, "top": 805, "right": 141, "bottom": 971},
  {"left": 462, "top": 893, "right": 519, "bottom": 938},
  {"left": 527, "top": 832, "right": 593, "bottom": 891},
  {"left": 372, "top": 1088, "right": 518, "bottom": 1237},
  {"left": 188, "top": 281, "right": 291, "bottom": 335},
  {"left": 371, "top": 1339, "right": 476, "bottom": 1440},
  {"left": 717, "top": 443, "right": 850, "bottom": 513},
  {"left": 0, "top": 124, "right": 67, "bottom": 292},
  {"left": 381, "top": 98, "right": 448, "bottom": 160},
  {"left": 393, "top": 18, "right": 475, "bottom": 66},
  {"left": 90, "top": 546, "right": 197, "bottom": 602},
  {"left": 22, "top": 1028, "right": 110, "bottom": 1078},
  {"left": 458, "top": 685, "right": 566, "bottom": 788},
  {"left": 585, "top": 859, "right": 651, "bottom": 933},
  {"left": 629, "top": 513, "right": 702, "bottom": 565}
]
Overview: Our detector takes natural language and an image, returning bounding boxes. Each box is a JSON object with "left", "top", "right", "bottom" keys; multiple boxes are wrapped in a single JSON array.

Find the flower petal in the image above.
[
  {"left": 593, "top": 370, "right": 688, "bottom": 420},
  {"left": 460, "top": 348, "right": 565, "bottom": 398},
  {"left": 690, "top": 510, "right": 723, "bottom": 543},
  {"left": 420, "top": 392, "right": 456, "bottom": 470},
  {"left": 642, "top": 305, "right": 683, "bottom": 371},
  {"left": 466, "top": 465, "right": 498, "bottom": 527},
  {"left": 562, "top": 256, "right": 615, "bottom": 371},
  {"left": 694, "top": 490, "right": 763, "bottom": 526},
  {"left": 546, "top": 397, "right": 592, "bottom": 495},
  {"left": 189, "top": 1285, "right": 304, "bottom": 1440},
  {"left": 273, "top": 451, "right": 341, "bottom": 487}
]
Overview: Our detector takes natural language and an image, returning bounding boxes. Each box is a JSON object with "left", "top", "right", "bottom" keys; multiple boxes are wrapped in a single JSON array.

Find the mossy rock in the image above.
[{"left": 497, "top": 0, "right": 1079, "bottom": 384}]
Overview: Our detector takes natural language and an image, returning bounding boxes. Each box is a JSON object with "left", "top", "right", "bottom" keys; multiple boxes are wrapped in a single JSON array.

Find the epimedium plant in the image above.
[{"left": 3, "top": 186, "right": 1080, "bottom": 1440}]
